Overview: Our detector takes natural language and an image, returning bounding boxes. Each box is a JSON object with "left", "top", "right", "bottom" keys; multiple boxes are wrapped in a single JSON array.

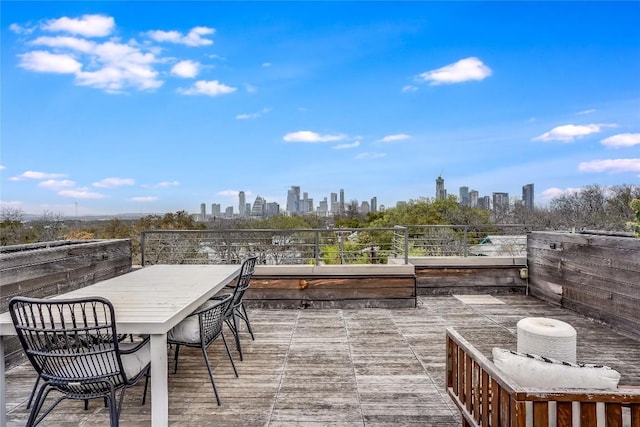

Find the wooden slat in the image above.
[
  {"left": 556, "top": 401, "right": 572, "bottom": 427},
  {"left": 499, "top": 388, "right": 510, "bottom": 427},
  {"left": 490, "top": 378, "right": 500, "bottom": 427},
  {"left": 533, "top": 401, "right": 549, "bottom": 426},
  {"left": 605, "top": 403, "right": 623, "bottom": 427},
  {"left": 631, "top": 403, "right": 640, "bottom": 427},
  {"left": 473, "top": 361, "right": 480, "bottom": 423},
  {"left": 465, "top": 353, "right": 473, "bottom": 412},
  {"left": 580, "top": 402, "right": 597, "bottom": 427},
  {"left": 481, "top": 370, "right": 489, "bottom": 427}
]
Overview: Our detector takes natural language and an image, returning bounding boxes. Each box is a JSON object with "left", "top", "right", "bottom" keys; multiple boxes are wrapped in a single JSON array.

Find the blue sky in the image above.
[{"left": 1, "top": 1, "right": 639, "bottom": 217}]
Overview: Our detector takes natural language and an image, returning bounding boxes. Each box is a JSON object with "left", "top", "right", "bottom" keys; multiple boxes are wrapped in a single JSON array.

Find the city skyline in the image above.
[
  {"left": 197, "top": 178, "right": 534, "bottom": 220},
  {"left": 1, "top": 2, "right": 639, "bottom": 217}
]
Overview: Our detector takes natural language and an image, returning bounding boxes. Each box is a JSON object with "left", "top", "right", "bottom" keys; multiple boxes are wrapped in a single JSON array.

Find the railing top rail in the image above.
[{"left": 141, "top": 227, "right": 401, "bottom": 234}]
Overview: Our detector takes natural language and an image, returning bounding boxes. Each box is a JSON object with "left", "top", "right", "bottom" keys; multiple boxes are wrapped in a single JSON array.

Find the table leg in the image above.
[
  {"left": 150, "top": 333, "right": 168, "bottom": 426},
  {"left": 1, "top": 338, "right": 6, "bottom": 427}
]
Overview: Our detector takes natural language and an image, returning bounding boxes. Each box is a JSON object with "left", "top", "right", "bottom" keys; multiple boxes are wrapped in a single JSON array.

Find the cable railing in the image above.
[{"left": 140, "top": 224, "right": 533, "bottom": 266}]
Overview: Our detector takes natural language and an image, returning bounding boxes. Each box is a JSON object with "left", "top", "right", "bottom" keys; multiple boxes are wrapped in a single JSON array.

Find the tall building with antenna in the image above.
[{"left": 436, "top": 175, "right": 446, "bottom": 200}]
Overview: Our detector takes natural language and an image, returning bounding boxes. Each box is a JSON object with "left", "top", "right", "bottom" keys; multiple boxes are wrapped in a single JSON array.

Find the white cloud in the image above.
[
  {"left": 178, "top": 80, "right": 236, "bottom": 96},
  {"left": 540, "top": 187, "right": 583, "bottom": 200},
  {"left": 58, "top": 188, "right": 106, "bottom": 199},
  {"left": 533, "top": 123, "right": 616, "bottom": 142},
  {"left": 155, "top": 181, "right": 180, "bottom": 188},
  {"left": 92, "top": 177, "right": 135, "bottom": 188},
  {"left": 245, "top": 84, "right": 257, "bottom": 93},
  {"left": 262, "top": 62, "right": 272, "bottom": 67},
  {"left": 577, "top": 109, "right": 596, "bottom": 115},
  {"left": 378, "top": 134, "right": 411, "bottom": 143},
  {"left": 601, "top": 133, "right": 640, "bottom": 148},
  {"left": 10, "top": 170, "right": 66, "bottom": 181},
  {"left": 9, "top": 23, "right": 34, "bottom": 35},
  {"left": 418, "top": 57, "right": 492, "bottom": 85},
  {"left": 38, "top": 179, "right": 75, "bottom": 190},
  {"left": 31, "top": 36, "right": 96, "bottom": 53},
  {"left": 171, "top": 60, "right": 200, "bottom": 78},
  {"left": 333, "top": 141, "right": 361, "bottom": 150},
  {"left": 218, "top": 190, "right": 240, "bottom": 197},
  {"left": 235, "top": 108, "right": 270, "bottom": 120},
  {"left": 0, "top": 165, "right": 6, "bottom": 170},
  {"left": 355, "top": 152, "right": 386, "bottom": 160},
  {"left": 402, "top": 85, "right": 418, "bottom": 92},
  {"left": 283, "top": 131, "right": 346, "bottom": 143},
  {"left": 578, "top": 158, "right": 640, "bottom": 174},
  {"left": 19, "top": 51, "right": 82, "bottom": 73},
  {"left": 42, "top": 14, "right": 115, "bottom": 38},
  {"left": 145, "top": 26, "right": 214, "bottom": 46},
  {"left": 130, "top": 196, "right": 158, "bottom": 202}
]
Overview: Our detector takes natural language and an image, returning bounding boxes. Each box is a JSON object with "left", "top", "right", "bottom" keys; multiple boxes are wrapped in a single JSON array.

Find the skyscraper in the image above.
[
  {"left": 200, "top": 203, "right": 206, "bottom": 221},
  {"left": 522, "top": 183, "right": 534, "bottom": 209},
  {"left": 286, "top": 186, "right": 300, "bottom": 215},
  {"left": 211, "top": 203, "right": 221, "bottom": 217},
  {"left": 251, "top": 196, "right": 265, "bottom": 217},
  {"left": 459, "top": 186, "right": 470, "bottom": 207},
  {"left": 330, "top": 192, "right": 338, "bottom": 215},
  {"left": 370, "top": 196, "right": 377, "bottom": 212},
  {"left": 436, "top": 176, "right": 446, "bottom": 200},
  {"left": 469, "top": 190, "right": 479, "bottom": 208},
  {"left": 339, "top": 189, "right": 345, "bottom": 214},
  {"left": 239, "top": 191, "right": 246, "bottom": 217},
  {"left": 492, "top": 192, "right": 509, "bottom": 213}
]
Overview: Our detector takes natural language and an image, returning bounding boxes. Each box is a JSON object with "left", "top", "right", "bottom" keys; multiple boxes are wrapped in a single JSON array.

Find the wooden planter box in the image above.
[
  {"left": 1, "top": 239, "right": 132, "bottom": 369},
  {"left": 527, "top": 231, "right": 640, "bottom": 341}
]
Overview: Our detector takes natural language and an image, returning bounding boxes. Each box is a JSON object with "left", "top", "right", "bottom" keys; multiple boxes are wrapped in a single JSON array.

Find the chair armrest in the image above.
[{"left": 119, "top": 334, "right": 150, "bottom": 354}]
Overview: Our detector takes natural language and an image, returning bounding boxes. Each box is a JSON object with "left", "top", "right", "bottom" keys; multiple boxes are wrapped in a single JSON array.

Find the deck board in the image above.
[{"left": 4, "top": 294, "right": 640, "bottom": 426}]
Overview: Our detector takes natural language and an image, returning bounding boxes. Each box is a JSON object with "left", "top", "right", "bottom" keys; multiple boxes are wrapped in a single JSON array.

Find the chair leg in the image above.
[
  {"left": 240, "top": 303, "right": 255, "bottom": 341},
  {"left": 221, "top": 332, "right": 238, "bottom": 377},
  {"left": 26, "top": 375, "right": 40, "bottom": 409},
  {"left": 231, "top": 313, "right": 244, "bottom": 361},
  {"left": 173, "top": 344, "right": 181, "bottom": 373},
  {"left": 142, "top": 367, "right": 151, "bottom": 405},
  {"left": 201, "top": 345, "right": 221, "bottom": 406}
]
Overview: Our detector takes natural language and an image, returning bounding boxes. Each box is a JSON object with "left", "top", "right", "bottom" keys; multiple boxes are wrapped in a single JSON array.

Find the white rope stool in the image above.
[{"left": 517, "top": 317, "right": 577, "bottom": 363}]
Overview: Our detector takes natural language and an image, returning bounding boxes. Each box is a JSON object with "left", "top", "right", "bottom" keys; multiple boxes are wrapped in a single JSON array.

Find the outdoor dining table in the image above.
[{"left": 0, "top": 264, "right": 241, "bottom": 427}]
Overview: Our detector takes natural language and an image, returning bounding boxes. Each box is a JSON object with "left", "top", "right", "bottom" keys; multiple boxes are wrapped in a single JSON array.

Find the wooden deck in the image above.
[{"left": 5, "top": 294, "right": 640, "bottom": 426}]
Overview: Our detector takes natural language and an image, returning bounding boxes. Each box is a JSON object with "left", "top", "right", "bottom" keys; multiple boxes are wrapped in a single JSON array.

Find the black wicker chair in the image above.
[
  {"left": 167, "top": 293, "right": 235, "bottom": 405},
  {"left": 9, "top": 296, "right": 151, "bottom": 427},
  {"left": 222, "top": 256, "right": 258, "bottom": 361}
]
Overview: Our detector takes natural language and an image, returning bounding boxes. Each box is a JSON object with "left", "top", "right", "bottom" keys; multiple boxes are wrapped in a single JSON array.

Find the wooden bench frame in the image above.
[{"left": 446, "top": 327, "right": 640, "bottom": 427}]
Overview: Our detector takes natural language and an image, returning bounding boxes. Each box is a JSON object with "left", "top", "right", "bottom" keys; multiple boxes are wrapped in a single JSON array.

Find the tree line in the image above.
[{"left": 2, "top": 184, "right": 639, "bottom": 249}]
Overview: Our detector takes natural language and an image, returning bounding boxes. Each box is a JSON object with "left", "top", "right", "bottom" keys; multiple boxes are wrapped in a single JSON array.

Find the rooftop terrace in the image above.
[{"left": 5, "top": 294, "right": 640, "bottom": 426}]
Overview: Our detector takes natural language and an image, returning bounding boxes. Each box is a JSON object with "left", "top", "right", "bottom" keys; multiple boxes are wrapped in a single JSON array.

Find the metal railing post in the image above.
[
  {"left": 404, "top": 227, "right": 409, "bottom": 265},
  {"left": 140, "top": 231, "right": 146, "bottom": 267},
  {"left": 226, "top": 232, "right": 232, "bottom": 264},
  {"left": 314, "top": 230, "right": 320, "bottom": 265},
  {"left": 463, "top": 226, "right": 468, "bottom": 257}
]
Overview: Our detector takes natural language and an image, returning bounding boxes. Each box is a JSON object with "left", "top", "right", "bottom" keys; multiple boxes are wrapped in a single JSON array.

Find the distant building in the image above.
[
  {"left": 436, "top": 176, "right": 446, "bottom": 200},
  {"left": 318, "top": 197, "right": 328, "bottom": 214},
  {"left": 360, "top": 201, "right": 370, "bottom": 215},
  {"left": 330, "top": 193, "right": 338, "bottom": 214},
  {"left": 522, "top": 183, "right": 534, "bottom": 209},
  {"left": 339, "top": 189, "right": 345, "bottom": 214},
  {"left": 370, "top": 196, "right": 377, "bottom": 212},
  {"left": 265, "top": 202, "right": 279, "bottom": 217},
  {"left": 211, "top": 203, "right": 221, "bottom": 218},
  {"left": 469, "top": 190, "right": 479, "bottom": 208},
  {"left": 478, "top": 196, "right": 491, "bottom": 210},
  {"left": 459, "top": 186, "right": 470, "bottom": 207},
  {"left": 251, "top": 196, "right": 266, "bottom": 218},
  {"left": 493, "top": 192, "right": 510, "bottom": 213},
  {"left": 224, "top": 206, "right": 233, "bottom": 218},
  {"left": 200, "top": 203, "right": 206, "bottom": 221},
  {"left": 286, "top": 186, "right": 300, "bottom": 215},
  {"left": 239, "top": 191, "right": 246, "bottom": 217}
]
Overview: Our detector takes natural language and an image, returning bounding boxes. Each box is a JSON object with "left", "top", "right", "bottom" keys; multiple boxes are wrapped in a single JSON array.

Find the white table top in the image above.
[{"left": 0, "top": 264, "right": 241, "bottom": 336}]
